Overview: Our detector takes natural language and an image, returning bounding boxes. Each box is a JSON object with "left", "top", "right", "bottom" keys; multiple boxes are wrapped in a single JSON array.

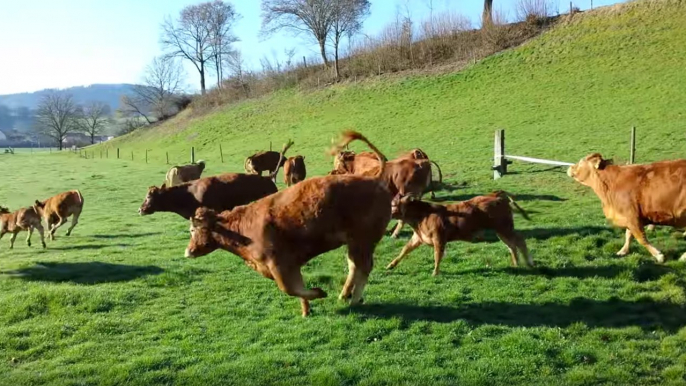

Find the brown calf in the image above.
[
  {"left": 185, "top": 131, "right": 392, "bottom": 317},
  {"left": 386, "top": 191, "right": 533, "bottom": 276},
  {"left": 35, "top": 190, "right": 84, "bottom": 240},
  {"left": 568, "top": 153, "right": 686, "bottom": 263},
  {"left": 164, "top": 160, "right": 206, "bottom": 187},
  {"left": 244, "top": 142, "right": 294, "bottom": 179},
  {"left": 283, "top": 155, "right": 307, "bottom": 186},
  {"left": 0, "top": 205, "right": 46, "bottom": 249}
]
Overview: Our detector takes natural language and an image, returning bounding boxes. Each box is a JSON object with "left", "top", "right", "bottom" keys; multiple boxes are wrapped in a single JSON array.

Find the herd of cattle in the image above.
[{"left": 2, "top": 130, "right": 686, "bottom": 316}]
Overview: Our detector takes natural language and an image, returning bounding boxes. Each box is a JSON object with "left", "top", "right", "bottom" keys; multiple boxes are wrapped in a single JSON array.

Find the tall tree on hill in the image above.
[
  {"left": 261, "top": 0, "right": 335, "bottom": 68},
  {"left": 77, "top": 102, "right": 110, "bottom": 144},
  {"left": 35, "top": 93, "right": 78, "bottom": 150},
  {"left": 161, "top": 1, "right": 240, "bottom": 94},
  {"left": 205, "top": 0, "right": 240, "bottom": 88},
  {"left": 330, "top": 0, "right": 370, "bottom": 80},
  {"left": 483, "top": 0, "right": 494, "bottom": 25}
]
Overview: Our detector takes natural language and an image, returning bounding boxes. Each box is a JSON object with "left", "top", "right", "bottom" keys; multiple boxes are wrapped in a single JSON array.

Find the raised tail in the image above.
[
  {"left": 494, "top": 190, "right": 530, "bottom": 221},
  {"left": 269, "top": 140, "right": 295, "bottom": 181},
  {"left": 330, "top": 130, "right": 387, "bottom": 178}
]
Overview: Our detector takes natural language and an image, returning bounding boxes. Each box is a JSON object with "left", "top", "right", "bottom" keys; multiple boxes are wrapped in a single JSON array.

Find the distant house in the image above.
[{"left": 62, "top": 133, "right": 90, "bottom": 147}]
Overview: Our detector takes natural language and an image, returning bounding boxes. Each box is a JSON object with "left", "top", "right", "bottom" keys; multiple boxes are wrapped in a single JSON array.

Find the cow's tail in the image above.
[
  {"left": 331, "top": 130, "right": 387, "bottom": 178},
  {"left": 429, "top": 160, "right": 443, "bottom": 193},
  {"left": 495, "top": 191, "right": 530, "bottom": 221},
  {"left": 269, "top": 140, "right": 294, "bottom": 181}
]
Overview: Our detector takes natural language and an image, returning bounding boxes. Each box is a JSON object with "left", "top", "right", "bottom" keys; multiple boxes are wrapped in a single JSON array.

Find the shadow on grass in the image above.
[
  {"left": 48, "top": 244, "right": 130, "bottom": 251},
  {"left": 454, "top": 263, "right": 672, "bottom": 282},
  {"left": 3, "top": 261, "right": 163, "bottom": 284},
  {"left": 91, "top": 232, "right": 161, "bottom": 239},
  {"left": 388, "top": 226, "right": 615, "bottom": 242},
  {"left": 433, "top": 193, "right": 567, "bottom": 203},
  {"left": 342, "top": 297, "right": 686, "bottom": 331}
]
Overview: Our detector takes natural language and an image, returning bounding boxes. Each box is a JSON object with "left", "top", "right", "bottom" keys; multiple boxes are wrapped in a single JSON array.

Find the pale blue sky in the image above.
[{"left": 0, "top": 0, "right": 623, "bottom": 95}]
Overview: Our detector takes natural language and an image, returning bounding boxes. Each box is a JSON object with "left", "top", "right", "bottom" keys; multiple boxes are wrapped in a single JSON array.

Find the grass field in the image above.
[{"left": 4, "top": 0, "right": 686, "bottom": 384}]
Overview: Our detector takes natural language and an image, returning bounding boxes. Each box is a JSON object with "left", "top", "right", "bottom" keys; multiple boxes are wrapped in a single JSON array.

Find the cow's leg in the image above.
[
  {"left": 497, "top": 231, "right": 521, "bottom": 266},
  {"left": 390, "top": 221, "right": 404, "bottom": 238},
  {"left": 26, "top": 227, "right": 33, "bottom": 247},
  {"left": 66, "top": 212, "right": 81, "bottom": 236},
  {"left": 516, "top": 234, "right": 534, "bottom": 267},
  {"left": 270, "top": 264, "right": 327, "bottom": 317},
  {"left": 36, "top": 224, "right": 46, "bottom": 248},
  {"left": 432, "top": 238, "right": 446, "bottom": 276},
  {"left": 9, "top": 232, "right": 18, "bottom": 249},
  {"left": 617, "top": 229, "right": 633, "bottom": 256},
  {"left": 387, "top": 233, "right": 423, "bottom": 270},
  {"left": 339, "top": 257, "right": 357, "bottom": 301},
  {"left": 348, "top": 244, "right": 373, "bottom": 305},
  {"left": 646, "top": 224, "right": 655, "bottom": 232},
  {"left": 49, "top": 216, "right": 67, "bottom": 239},
  {"left": 628, "top": 226, "right": 664, "bottom": 263}
]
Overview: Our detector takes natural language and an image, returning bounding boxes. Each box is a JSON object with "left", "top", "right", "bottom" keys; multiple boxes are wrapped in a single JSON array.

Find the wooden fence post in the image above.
[
  {"left": 629, "top": 126, "right": 636, "bottom": 164},
  {"left": 100, "top": 150, "right": 102, "bottom": 159},
  {"left": 270, "top": 141, "right": 272, "bottom": 151},
  {"left": 166, "top": 152, "right": 169, "bottom": 165},
  {"left": 131, "top": 151, "right": 134, "bottom": 161},
  {"left": 106, "top": 148, "right": 108, "bottom": 158},
  {"left": 117, "top": 148, "right": 120, "bottom": 159},
  {"left": 191, "top": 147, "right": 195, "bottom": 163},
  {"left": 219, "top": 144, "right": 224, "bottom": 163},
  {"left": 145, "top": 149, "right": 148, "bottom": 164},
  {"left": 493, "top": 129, "right": 506, "bottom": 180}
]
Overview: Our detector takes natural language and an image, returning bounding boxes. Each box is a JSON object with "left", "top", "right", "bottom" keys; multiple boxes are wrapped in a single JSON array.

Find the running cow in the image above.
[
  {"left": 184, "top": 131, "right": 392, "bottom": 317},
  {"left": 34, "top": 190, "right": 84, "bottom": 240},
  {"left": 283, "top": 155, "right": 306, "bottom": 186},
  {"left": 245, "top": 143, "right": 294, "bottom": 180},
  {"left": 164, "top": 160, "right": 206, "bottom": 187},
  {"left": 386, "top": 191, "right": 533, "bottom": 276},
  {"left": 568, "top": 153, "right": 686, "bottom": 263},
  {"left": 0, "top": 205, "right": 46, "bottom": 249}
]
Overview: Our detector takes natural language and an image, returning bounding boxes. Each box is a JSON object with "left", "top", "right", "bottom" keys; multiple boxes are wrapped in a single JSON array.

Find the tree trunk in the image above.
[
  {"left": 318, "top": 39, "right": 329, "bottom": 67},
  {"left": 216, "top": 54, "right": 221, "bottom": 88},
  {"left": 91, "top": 133, "right": 95, "bottom": 144},
  {"left": 200, "top": 64, "right": 207, "bottom": 95},
  {"left": 58, "top": 138, "right": 63, "bottom": 151},
  {"left": 483, "top": 0, "right": 493, "bottom": 26},
  {"left": 334, "top": 37, "right": 340, "bottom": 80}
]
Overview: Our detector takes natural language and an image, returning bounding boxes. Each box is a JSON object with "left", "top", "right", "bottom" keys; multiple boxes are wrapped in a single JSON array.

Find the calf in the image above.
[
  {"left": 245, "top": 142, "right": 294, "bottom": 180},
  {"left": 568, "top": 153, "right": 686, "bottom": 263},
  {"left": 0, "top": 205, "right": 46, "bottom": 249},
  {"left": 386, "top": 191, "right": 533, "bottom": 276},
  {"left": 164, "top": 160, "right": 206, "bottom": 187},
  {"left": 35, "top": 190, "right": 84, "bottom": 240},
  {"left": 140, "top": 141, "right": 292, "bottom": 219},
  {"left": 185, "top": 131, "right": 392, "bottom": 317},
  {"left": 283, "top": 155, "right": 307, "bottom": 186}
]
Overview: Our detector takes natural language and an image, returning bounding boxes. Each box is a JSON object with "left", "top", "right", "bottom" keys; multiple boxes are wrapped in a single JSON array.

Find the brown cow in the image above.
[
  {"left": 164, "top": 160, "right": 206, "bottom": 187},
  {"left": 245, "top": 143, "right": 294, "bottom": 179},
  {"left": 184, "top": 131, "right": 392, "bottom": 317},
  {"left": 283, "top": 155, "right": 307, "bottom": 186},
  {"left": 568, "top": 153, "right": 686, "bottom": 263},
  {"left": 0, "top": 205, "right": 46, "bottom": 249},
  {"left": 34, "top": 190, "right": 84, "bottom": 240},
  {"left": 386, "top": 191, "right": 533, "bottom": 276},
  {"left": 140, "top": 141, "right": 293, "bottom": 219}
]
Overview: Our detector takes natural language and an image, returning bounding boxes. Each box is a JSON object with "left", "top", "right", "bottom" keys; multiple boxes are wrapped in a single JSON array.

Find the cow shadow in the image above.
[
  {"left": 388, "top": 226, "right": 615, "bottom": 242},
  {"left": 341, "top": 297, "right": 686, "bottom": 332},
  {"left": 433, "top": 193, "right": 567, "bottom": 203},
  {"left": 3, "top": 262, "right": 163, "bottom": 284},
  {"left": 453, "top": 263, "right": 672, "bottom": 282},
  {"left": 48, "top": 244, "right": 130, "bottom": 251},
  {"left": 92, "top": 232, "right": 161, "bottom": 239}
]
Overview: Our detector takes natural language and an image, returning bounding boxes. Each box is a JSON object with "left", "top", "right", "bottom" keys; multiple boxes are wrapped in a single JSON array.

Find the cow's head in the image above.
[
  {"left": 332, "top": 150, "right": 355, "bottom": 173},
  {"left": 409, "top": 148, "right": 429, "bottom": 160},
  {"left": 138, "top": 186, "right": 164, "bottom": 215},
  {"left": 0, "top": 206, "right": 9, "bottom": 214},
  {"left": 185, "top": 207, "right": 220, "bottom": 258},
  {"left": 567, "top": 153, "right": 613, "bottom": 185},
  {"left": 391, "top": 195, "right": 414, "bottom": 219}
]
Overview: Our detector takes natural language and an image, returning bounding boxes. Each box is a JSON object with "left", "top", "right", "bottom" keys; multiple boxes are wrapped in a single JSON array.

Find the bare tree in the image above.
[
  {"left": 120, "top": 56, "right": 186, "bottom": 124},
  {"left": 161, "top": 1, "right": 239, "bottom": 94},
  {"left": 205, "top": 1, "right": 240, "bottom": 88},
  {"left": 34, "top": 93, "right": 78, "bottom": 150},
  {"left": 261, "top": 0, "right": 336, "bottom": 67},
  {"left": 77, "top": 102, "right": 110, "bottom": 144},
  {"left": 483, "top": 0, "right": 494, "bottom": 26},
  {"left": 224, "top": 50, "right": 250, "bottom": 97},
  {"left": 329, "top": 0, "right": 370, "bottom": 79}
]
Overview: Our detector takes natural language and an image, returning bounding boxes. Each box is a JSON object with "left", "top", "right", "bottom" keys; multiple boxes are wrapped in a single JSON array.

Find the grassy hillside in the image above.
[
  {"left": 4, "top": 0, "right": 686, "bottom": 384},
  {"left": 98, "top": 0, "right": 686, "bottom": 180}
]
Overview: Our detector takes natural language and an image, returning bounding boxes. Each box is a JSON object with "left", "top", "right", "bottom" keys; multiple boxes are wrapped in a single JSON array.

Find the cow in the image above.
[
  {"left": 567, "top": 153, "right": 686, "bottom": 263},
  {"left": 332, "top": 151, "right": 380, "bottom": 175},
  {"left": 386, "top": 191, "right": 533, "bottom": 276},
  {"left": 0, "top": 205, "right": 46, "bottom": 249},
  {"left": 245, "top": 143, "right": 294, "bottom": 180},
  {"left": 184, "top": 130, "right": 392, "bottom": 317},
  {"left": 164, "top": 160, "right": 206, "bottom": 187},
  {"left": 34, "top": 190, "right": 84, "bottom": 241},
  {"left": 283, "top": 155, "right": 307, "bottom": 186},
  {"left": 140, "top": 141, "right": 293, "bottom": 219}
]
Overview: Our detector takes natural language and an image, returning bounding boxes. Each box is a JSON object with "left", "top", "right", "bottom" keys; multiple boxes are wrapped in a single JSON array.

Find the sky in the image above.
[{"left": 0, "top": 0, "right": 624, "bottom": 95}]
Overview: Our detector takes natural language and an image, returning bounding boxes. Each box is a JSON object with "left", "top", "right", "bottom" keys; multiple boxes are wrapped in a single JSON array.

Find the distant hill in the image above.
[{"left": 0, "top": 84, "right": 136, "bottom": 111}]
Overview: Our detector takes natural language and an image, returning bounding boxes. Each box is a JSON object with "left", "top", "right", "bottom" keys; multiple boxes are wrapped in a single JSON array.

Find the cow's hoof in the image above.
[
  {"left": 312, "top": 287, "right": 328, "bottom": 299},
  {"left": 385, "top": 263, "right": 396, "bottom": 270},
  {"left": 616, "top": 250, "right": 629, "bottom": 257},
  {"left": 655, "top": 254, "right": 666, "bottom": 264},
  {"left": 26, "top": 242, "right": 31, "bottom": 247},
  {"left": 41, "top": 243, "right": 46, "bottom": 249}
]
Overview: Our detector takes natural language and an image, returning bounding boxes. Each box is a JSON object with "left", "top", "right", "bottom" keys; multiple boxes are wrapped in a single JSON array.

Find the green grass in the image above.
[{"left": 3, "top": 0, "right": 686, "bottom": 384}]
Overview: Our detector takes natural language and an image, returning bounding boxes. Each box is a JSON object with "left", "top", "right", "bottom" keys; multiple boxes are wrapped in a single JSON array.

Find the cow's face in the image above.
[
  {"left": 332, "top": 151, "right": 355, "bottom": 172},
  {"left": 410, "top": 149, "right": 429, "bottom": 160},
  {"left": 0, "top": 206, "right": 9, "bottom": 214},
  {"left": 138, "top": 186, "right": 162, "bottom": 215},
  {"left": 185, "top": 208, "right": 219, "bottom": 258},
  {"left": 391, "top": 195, "right": 412, "bottom": 219},
  {"left": 567, "top": 153, "right": 611, "bottom": 185}
]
